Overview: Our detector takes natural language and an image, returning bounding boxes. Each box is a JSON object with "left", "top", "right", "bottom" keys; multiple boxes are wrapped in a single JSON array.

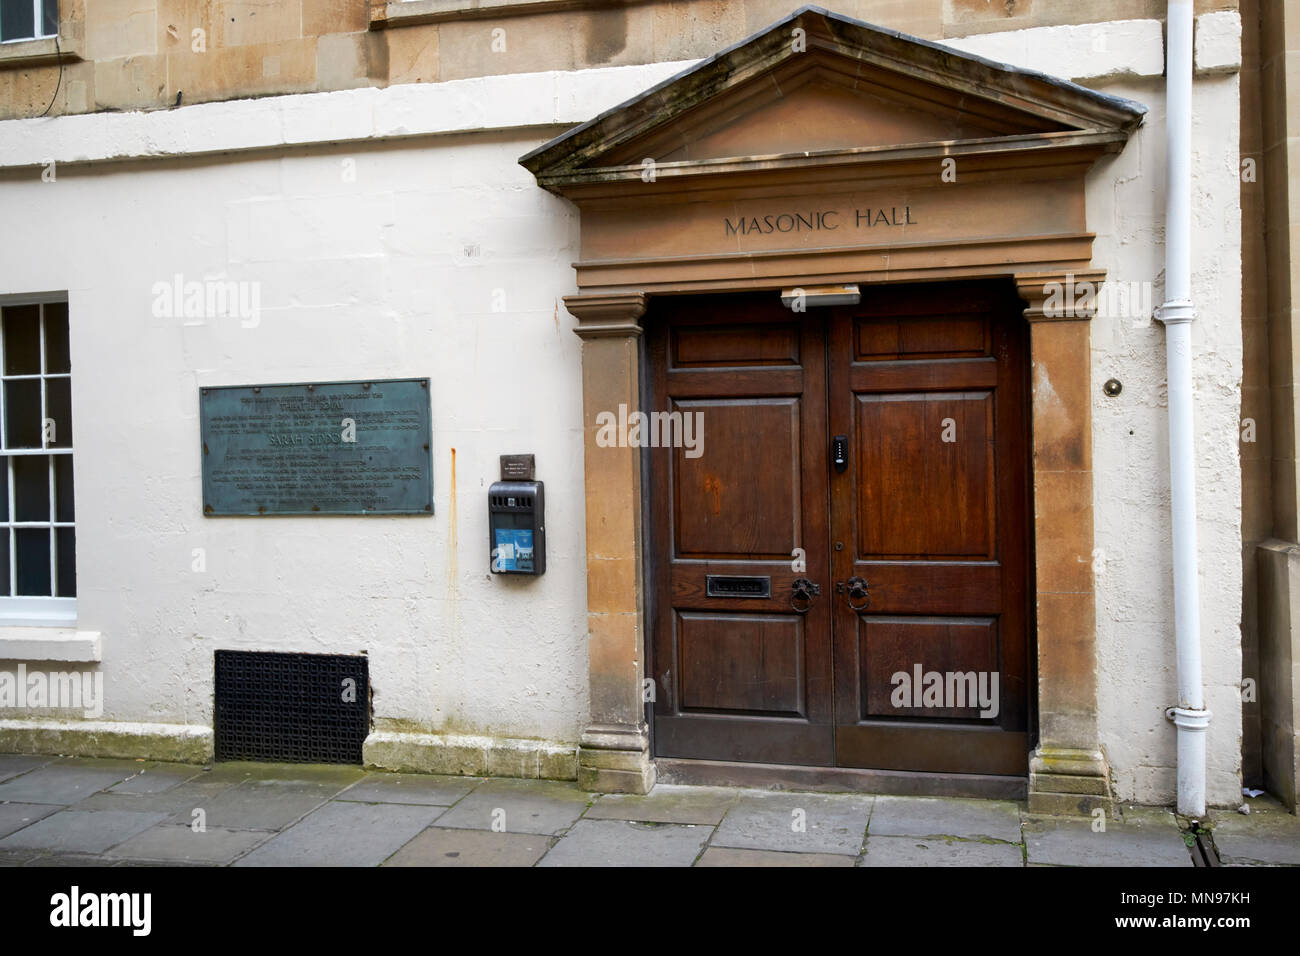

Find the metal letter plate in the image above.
[
  {"left": 200, "top": 379, "right": 433, "bottom": 516},
  {"left": 705, "top": 575, "right": 771, "bottom": 599}
]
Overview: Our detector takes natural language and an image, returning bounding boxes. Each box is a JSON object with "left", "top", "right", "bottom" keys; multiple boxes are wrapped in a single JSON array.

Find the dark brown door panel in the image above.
[
  {"left": 648, "top": 283, "right": 1031, "bottom": 777},
  {"left": 829, "top": 284, "right": 1030, "bottom": 775},
  {"left": 649, "top": 294, "right": 834, "bottom": 765}
]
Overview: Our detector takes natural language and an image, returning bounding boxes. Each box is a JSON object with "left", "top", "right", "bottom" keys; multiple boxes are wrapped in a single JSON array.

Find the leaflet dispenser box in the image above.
[{"left": 489, "top": 480, "right": 545, "bottom": 575}]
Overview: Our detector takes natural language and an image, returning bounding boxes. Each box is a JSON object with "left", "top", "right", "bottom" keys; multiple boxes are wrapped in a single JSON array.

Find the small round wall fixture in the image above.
[{"left": 1103, "top": 378, "right": 1123, "bottom": 397}]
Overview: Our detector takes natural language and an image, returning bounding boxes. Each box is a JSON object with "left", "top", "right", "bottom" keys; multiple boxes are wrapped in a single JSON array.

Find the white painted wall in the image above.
[
  {"left": 0, "top": 60, "right": 694, "bottom": 754},
  {"left": 958, "top": 16, "right": 1245, "bottom": 807},
  {"left": 0, "top": 17, "right": 1247, "bottom": 805},
  {"left": 0, "top": 131, "right": 594, "bottom": 744},
  {"left": 1087, "top": 69, "right": 1244, "bottom": 809}
]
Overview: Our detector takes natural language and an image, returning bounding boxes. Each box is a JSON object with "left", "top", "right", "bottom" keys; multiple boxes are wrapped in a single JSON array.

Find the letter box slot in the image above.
[{"left": 705, "top": 575, "right": 771, "bottom": 599}]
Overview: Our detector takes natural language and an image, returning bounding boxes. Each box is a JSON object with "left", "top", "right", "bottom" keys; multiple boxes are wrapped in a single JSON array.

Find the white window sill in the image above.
[
  {"left": 0, "top": 627, "right": 100, "bottom": 662},
  {"left": 0, "top": 35, "right": 82, "bottom": 69}
]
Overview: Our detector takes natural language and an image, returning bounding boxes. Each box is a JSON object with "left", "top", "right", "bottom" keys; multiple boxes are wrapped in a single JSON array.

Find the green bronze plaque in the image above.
[{"left": 200, "top": 379, "right": 433, "bottom": 516}]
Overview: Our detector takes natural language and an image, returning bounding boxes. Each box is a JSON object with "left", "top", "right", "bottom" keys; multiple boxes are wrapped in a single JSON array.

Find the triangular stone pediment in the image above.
[
  {"left": 522, "top": 5, "right": 1145, "bottom": 194},
  {"left": 607, "top": 69, "right": 1036, "bottom": 167}
]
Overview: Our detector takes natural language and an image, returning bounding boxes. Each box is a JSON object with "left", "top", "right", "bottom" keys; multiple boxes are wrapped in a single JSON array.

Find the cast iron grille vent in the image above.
[{"left": 214, "top": 650, "right": 368, "bottom": 764}]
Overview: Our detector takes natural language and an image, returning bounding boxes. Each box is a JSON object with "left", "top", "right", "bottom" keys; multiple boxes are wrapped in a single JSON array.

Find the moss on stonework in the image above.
[
  {"left": 0, "top": 726, "right": 213, "bottom": 763},
  {"left": 363, "top": 727, "right": 578, "bottom": 781},
  {"left": 372, "top": 716, "right": 489, "bottom": 737}
]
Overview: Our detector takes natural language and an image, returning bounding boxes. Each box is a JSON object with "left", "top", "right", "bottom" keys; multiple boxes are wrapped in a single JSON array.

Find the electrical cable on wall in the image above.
[{"left": 38, "top": 34, "right": 62, "bottom": 117}]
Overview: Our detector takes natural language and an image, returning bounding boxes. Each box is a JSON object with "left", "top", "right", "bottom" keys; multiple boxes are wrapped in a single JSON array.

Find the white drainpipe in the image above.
[{"left": 1157, "top": 0, "right": 1210, "bottom": 818}]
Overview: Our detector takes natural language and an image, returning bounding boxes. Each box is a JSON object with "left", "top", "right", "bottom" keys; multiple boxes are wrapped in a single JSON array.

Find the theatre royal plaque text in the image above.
[{"left": 200, "top": 379, "right": 433, "bottom": 516}]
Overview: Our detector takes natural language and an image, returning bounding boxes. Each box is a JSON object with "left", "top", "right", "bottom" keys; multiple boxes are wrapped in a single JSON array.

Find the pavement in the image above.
[{"left": 0, "top": 754, "right": 1296, "bottom": 866}]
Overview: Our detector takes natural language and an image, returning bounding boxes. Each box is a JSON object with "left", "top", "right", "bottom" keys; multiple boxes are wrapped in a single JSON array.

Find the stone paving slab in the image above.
[
  {"left": 106, "top": 824, "right": 272, "bottom": 864},
  {"left": 0, "top": 802, "right": 61, "bottom": 838},
  {"left": 382, "top": 827, "right": 551, "bottom": 867},
  {"left": 0, "top": 809, "right": 170, "bottom": 854},
  {"left": 0, "top": 754, "right": 57, "bottom": 783},
  {"left": 1210, "top": 802, "right": 1300, "bottom": 866},
  {"left": 869, "top": 795, "right": 1023, "bottom": 843},
  {"left": 234, "top": 801, "right": 444, "bottom": 866},
  {"left": 107, "top": 763, "right": 206, "bottom": 795},
  {"left": 338, "top": 773, "right": 480, "bottom": 807},
  {"left": 3, "top": 755, "right": 1297, "bottom": 868},
  {"left": 434, "top": 778, "right": 593, "bottom": 835},
  {"left": 74, "top": 776, "right": 246, "bottom": 815},
  {"left": 0, "top": 761, "right": 140, "bottom": 804},
  {"left": 22, "top": 853, "right": 124, "bottom": 867},
  {"left": 200, "top": 762, "right": 367, "bottom": 787},
  {"left": 862, "top": 834, "right": 1024, "bottom": 867},
  {"left": 1023, "top": 810, "right": 1190, "bottom": 867},
  {"left": 711, "top": 791, "right": 873, "bottom": 856},
  {"left": 695, "top": 846, "right": 857, "bottom": 867},
  {"left": 585, "top": 785, "right": 737, "bottom": 825},
  {"left": 111, "top": 858, "right": 210, "bottom": 867},
  {"left": 167, "top": 779, "right": 342, "bottom": 831},
  {"left": 0, "top": 847, "right": 44, "bottom": 866},
  {"left": 538, "top": 819, "right": 710, "bottom": 867}
]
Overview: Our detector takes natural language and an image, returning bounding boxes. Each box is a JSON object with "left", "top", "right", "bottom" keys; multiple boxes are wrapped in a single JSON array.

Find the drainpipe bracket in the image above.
[
  {"left": 1155, "top": 299, "right": 1197, "bottom": 325},
  {"left": 1165, "top": 705, "right": 1212, "bottom": 730}
]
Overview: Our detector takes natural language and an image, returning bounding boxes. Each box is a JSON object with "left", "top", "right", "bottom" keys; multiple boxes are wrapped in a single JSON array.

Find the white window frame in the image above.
[
  {"left": 0, "top": 295, "right": 74, "bottom": 626},
  {"left": 0, "top": 0, "right": 57, "bottom": 44}
]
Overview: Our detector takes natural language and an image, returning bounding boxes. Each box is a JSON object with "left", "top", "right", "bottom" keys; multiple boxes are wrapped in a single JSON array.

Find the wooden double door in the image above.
[{"left": 647, "top": 281, "right": 1031, "bottom": 776}]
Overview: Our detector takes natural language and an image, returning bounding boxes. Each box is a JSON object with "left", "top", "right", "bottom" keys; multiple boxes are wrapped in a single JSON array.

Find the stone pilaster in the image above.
[
  {"left": 1015, "top": 271, "right": 1113, "bottom": 815},
  {"left": 566, "top": 292, "right": 655, "bottom": 794}
]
